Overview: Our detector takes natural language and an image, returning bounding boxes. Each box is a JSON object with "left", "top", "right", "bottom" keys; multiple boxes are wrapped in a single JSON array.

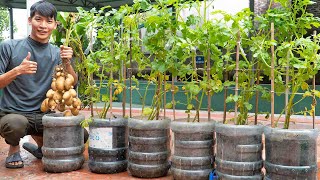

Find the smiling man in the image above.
[{"left": 0, "top": 0, "right": 87, "bottom": 169}]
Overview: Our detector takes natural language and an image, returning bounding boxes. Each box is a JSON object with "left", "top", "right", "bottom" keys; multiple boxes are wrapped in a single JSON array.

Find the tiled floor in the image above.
[{"left": 0, "top": 108, "right": 319, "bottom": 179}]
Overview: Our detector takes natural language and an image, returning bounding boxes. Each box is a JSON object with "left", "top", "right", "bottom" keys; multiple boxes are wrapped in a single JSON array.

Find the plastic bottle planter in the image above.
[
  {"left": 128, "top": 117, "right": 171, "bottom": 178},
  {"left": 264, "top": 126, "right": 319, "bottom": 180},
  {"left": 170, "top": 119, "right": 215, "bottom": 180},
  {"left": 215, "top": 123, "right": 264, "bottom": 180},
  {"left": 88, "top": 116, "right": 128, "bottom": 174},
  {"left": 42, "top": 113, "right": 85, "bottom": 173}
]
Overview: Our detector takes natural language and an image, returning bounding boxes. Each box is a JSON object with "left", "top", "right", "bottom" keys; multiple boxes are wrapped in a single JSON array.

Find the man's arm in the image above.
[
  {"left": 0, "top": 52, "right": 37, "bottom": 89},
  {"left": 60, "top": 45, "right": 78, "bottom": 85}
]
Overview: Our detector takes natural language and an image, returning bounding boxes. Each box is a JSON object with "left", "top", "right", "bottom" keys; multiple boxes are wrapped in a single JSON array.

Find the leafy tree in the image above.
[{"left": 0, "top": 7, "right": 10, "bottom": 41}]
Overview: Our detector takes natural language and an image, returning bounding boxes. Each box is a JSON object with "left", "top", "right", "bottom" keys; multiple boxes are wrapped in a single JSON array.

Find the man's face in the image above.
[{"left": 28, "top": 12, "right": 57, "bottom": 43}]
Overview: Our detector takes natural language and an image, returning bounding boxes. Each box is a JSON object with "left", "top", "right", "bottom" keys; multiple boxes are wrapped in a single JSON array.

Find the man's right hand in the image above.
[{"left": 17, "top": 52, "right": 38, "bottom": 75}]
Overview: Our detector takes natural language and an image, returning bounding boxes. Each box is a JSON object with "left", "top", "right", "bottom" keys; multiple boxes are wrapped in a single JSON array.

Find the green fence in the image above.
[{"left": 118, "top": 81, "right": 320, "bottom": 116}]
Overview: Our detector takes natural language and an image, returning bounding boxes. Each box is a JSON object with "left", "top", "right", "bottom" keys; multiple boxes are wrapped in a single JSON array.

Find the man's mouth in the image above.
[{"left": 38, "top": 30, "right": 47, "bottom": 35}]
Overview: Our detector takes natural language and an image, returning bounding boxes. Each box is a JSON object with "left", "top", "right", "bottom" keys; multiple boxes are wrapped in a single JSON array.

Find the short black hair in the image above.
[{"left": 30, "top": 0, "right": 57, "bottom": 20}]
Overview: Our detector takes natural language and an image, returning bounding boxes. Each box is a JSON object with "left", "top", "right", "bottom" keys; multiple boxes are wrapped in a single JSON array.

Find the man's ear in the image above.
[
  {"left": 28, "top": 17, "right": 31, "bottom": 25},
  {"left": 54, "top": 21, "right": 58, "bottom": 29}
]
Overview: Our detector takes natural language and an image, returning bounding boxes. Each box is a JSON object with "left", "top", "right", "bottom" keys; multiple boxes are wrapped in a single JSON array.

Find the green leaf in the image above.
[
  {"left": 142, "top": 107, "right": 153, "bottom": 115},
  {"left": 244, "top": 102, "right": 253, "bottom": 110},
  {"left": 187, "top": 104, "right": 193, "bottom": 110}
]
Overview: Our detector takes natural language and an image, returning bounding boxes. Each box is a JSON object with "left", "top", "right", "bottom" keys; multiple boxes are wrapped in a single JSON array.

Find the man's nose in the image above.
[{"left": 39, "top": 21, "right": 47, "bottom": 28}]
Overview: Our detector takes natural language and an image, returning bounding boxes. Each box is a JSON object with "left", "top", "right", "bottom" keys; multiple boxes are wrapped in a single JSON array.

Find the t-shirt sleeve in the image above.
[{"left": 0, "top": 40, "right": 13, "bottom": 75}]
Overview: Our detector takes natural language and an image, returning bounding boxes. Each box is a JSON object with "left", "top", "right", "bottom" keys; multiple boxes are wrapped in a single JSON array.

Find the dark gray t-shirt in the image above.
[{"left": 0, "top": 37, "right": 62, "bottom": 113}]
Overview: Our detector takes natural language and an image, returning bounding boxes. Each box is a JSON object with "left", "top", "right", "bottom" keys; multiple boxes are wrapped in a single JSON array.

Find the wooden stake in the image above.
[
  {"left": 172, "top": 77, "right": 176, "bottom": 121},
  {"left": 122, "top": 59, "right": 126, "bottom": 117},
  {"left": 192, "top": 52, "right": 199, "bottom": 121},
  {"left": 129, "top": 29, "right": 133, "bottom": 118},
  {"left": 110, "top": 34, "right": 114, "bottom": 115},
  {"left": 235, "top": 31, "right": 240, "bottom": 122},
  {"left": 164, "top": 72, "right": 166, "bottom": 118},
  {"left": 271, "top": 22, "right": 275, "bottom": 128},
  {"left": 313, "top": 30, "right": 317, "bottom": 129},
  {"left": 223, "top": 64, "right": 228, "bottom": 124},
  {"left": 285, "top": 51, "right": 289, "bottom": 121},
  {"left": 207, "top": 49, "right": 211, "bottom": 121},
  {"left": 109, "top": 69, "right": 113, "bottom": 115},
  {"left": 254, "top": 62, "right": 260, "bottom": 125}
]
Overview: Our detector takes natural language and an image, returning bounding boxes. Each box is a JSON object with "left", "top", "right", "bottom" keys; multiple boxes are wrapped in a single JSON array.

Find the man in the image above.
[{"left": 0, "top": 1, "right": 87, "bottom": 168}]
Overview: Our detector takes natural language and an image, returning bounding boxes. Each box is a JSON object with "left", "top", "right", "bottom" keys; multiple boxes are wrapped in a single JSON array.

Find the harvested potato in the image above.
[
  {"left": 46, "top": 89, "right": 55, "bottom": 99},
  {"left": 64, "top": 96, "right": 74, "bottom": 106},
  {"left": 63, "top": 110, "right": 73, "bottom": 116},
  {"left": 51, "top": 80, "right": 57, "bottom": 91},
  {"left": 70, "top": 107, "right": 79, "bottom": 116},
  {"left": 40, "top": 98, "right": 49, "bottom": 112},
  {"left": 56, "top": 76, "right": 65, "bottom": 91},
  {"left": 72, "top": 98, "right": 81, "bottom": 109},
  {"left": 69, "top": 89, "right": 77, "bottom": 97},
  {"left": 57, "top": 103, "right": 66, "bottom": 112},
  {"left": 62, "top": 91, "right": 71, "bottom": 100}
]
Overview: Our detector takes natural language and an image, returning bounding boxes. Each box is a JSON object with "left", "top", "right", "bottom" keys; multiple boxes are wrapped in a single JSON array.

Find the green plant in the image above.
[
  {"left": 124, "top": 0, "right": 176, "bottom": 120},
  {"left": 212, "top": 8, "right": 270, "bottom": 125},
  {"left": 0, "top": 7, "right": 17, "bottom": 41},
  {"left": 253, "top": 0, "right": 320, "bottom": 128}
]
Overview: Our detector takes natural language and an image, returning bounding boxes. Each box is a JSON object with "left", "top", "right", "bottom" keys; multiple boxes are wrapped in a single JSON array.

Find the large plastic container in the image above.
[
  {"left": 171, "top": 118, "right": 215, "bottom": 180},
  {"left": 42, "top": 113, "right": 85, "bottom": 173},
  {"left": 215, "top": 123, "right": 264, "bottom": 180},
  {"left": 264, "top": 126, "right": 319, "bottom": 180},
  {"left": 88, "top": 116, "right": 127, "bottom": 174},
  {"left": 127, "top": 117, "right": 171, "bottom": 178}
]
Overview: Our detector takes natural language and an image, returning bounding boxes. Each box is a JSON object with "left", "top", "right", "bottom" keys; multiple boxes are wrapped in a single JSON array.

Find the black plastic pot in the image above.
[
  {"left": 42, "top": 113, "right": 85, "bottom": 173},
  {"left": 88, "top": 116, "right": 128, "bottom": 174},
  {"left": 170, "top": 118, "right": 215, "bottom": 180},
  {"left": 215, "top": 123, "right": 264, "bottom": 180},
  {"left": 264, "top": 126, "right": 319, "bottom": 180},
  {"left": 127, "top": 117, "right": 171, "bottom": 178}
]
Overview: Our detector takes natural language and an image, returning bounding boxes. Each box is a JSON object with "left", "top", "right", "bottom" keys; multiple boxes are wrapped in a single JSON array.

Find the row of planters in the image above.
[{"left": 42, "top": 0, "right": 320, "bottom": 179}]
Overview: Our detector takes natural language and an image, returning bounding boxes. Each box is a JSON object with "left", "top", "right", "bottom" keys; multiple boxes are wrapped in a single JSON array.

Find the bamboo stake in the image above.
[
  {"left": 235, "top": 31, "right": 240, "bottom": 122},
  {"left": 164, "top": 72, "right": 166, "bottom": 118},
  {"left": 109, "top": 34, "right": 114, "bottom": 115},
  {"left": 122, "top": 59, "right": 126, "bottom": 117},
  {"left": 271, "top": 22, "right": 275, "bottom": 128},
  {"left": 207, "top": 49, "right": 211, "bottom": 121},
  {"left": 129, "top": 29, "right": 133, "bottom": 118},
  {"left": 121, "top": 26, "right": 126, "bottom": 118},
  {"left": 90, "top": 74, "right": 94, "bottom": 117},
  {"left": 313, "top": 67, "right": 316, "bottom": 129},
  {"left": 223, "top": 64, "right": 228, "bottom": 124},
  {"left": 313, "top": 30, "right": 317, "bottom": 129},
  {"left": 109, "top": 69, "right": 113, "bottom": 115},
  {"left": 285, "top": 51, "right": 289, "bottom": 120},
  {"left": 172, "top": 76, "right": 176, "bottom": 121},
  {"left": 156, "top": 73, "right": 161, "bottom": 120},
  {"left": 254, "top": 62, "right": 260, "bottom": 125},
  {"left": 192, "top": 53, "right": 199, "bottom": 121}
]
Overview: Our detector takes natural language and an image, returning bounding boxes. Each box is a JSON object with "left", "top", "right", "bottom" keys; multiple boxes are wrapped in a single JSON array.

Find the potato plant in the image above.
[
  {"left": 40, "top": 65, "right": 82, "bottom": 116},
  {"left": 253, "top": 0, "right": 320, "bottom": 128}
]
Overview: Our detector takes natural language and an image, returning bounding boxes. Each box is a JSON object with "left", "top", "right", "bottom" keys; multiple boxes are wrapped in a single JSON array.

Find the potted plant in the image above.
[
  {"left": 168, "top": 1, "right": 223, "bottom": 179},
  {"left": 125, "top": 1, "right": 172, "bottom": 178},
  {"left": 209, "top": 5, "right": 278, "bottom": 178},
  {"left": 37, "top": 13, "right": 87, "bottom": 173},
  {"left": 70, "top": 7, "right": 129, "bottom": 174},
  {"left": 254, "top": 0, "right": 320, "bottom": 179}
]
